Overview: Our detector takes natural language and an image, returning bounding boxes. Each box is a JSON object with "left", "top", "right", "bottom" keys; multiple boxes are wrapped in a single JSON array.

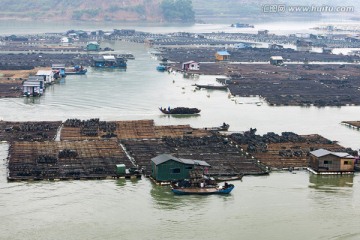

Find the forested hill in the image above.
[
  {"left": 0, "top": 0, "right": 357, "bottom": 22},
  {"left": 0, "top": 0, "right": 194, "bottom": 22}
]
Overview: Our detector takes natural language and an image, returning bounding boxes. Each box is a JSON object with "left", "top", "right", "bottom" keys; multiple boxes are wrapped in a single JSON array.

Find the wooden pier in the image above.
[{"left": 342, "top": 121, "right": 360, "bottom": 130}]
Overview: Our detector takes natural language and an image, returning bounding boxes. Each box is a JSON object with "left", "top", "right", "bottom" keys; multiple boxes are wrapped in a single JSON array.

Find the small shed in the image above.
[
  {"left": 36, "top": 70, "right": 54, "bottom": 84},
  {"left": 215, "top": 50, "right": 230, "bottom": 61},
  {"left": 23, "top": 76, "right": 45, "bottom": 96},
  {"left": 182, "top": 61, "right": 200, "bottom": 71},
  {"left": 86, "top": 41, "right": 100, "bottom": 51},
  {"left": 52, "top": 64, "right": 66, "bottom": 78},
  {"left": 270, "top": 56, "right": 284, "bottom": 66},
  {"left": 151, "top": 154, "right": 210, "bottom": 182},
  {"left": 258, "top": 30, "right": 269, "bottom": 36},
  {"left": 309, "top": 149, "right": 355, "bottom": 174},
  {"left": 296, "top": 39, "right": 312, "bottom": 52}
]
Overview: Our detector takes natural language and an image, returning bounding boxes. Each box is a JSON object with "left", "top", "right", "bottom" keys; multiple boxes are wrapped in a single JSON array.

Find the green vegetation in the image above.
[
  {"left": 72, "top": 9, "right": 100, "bottom": 20},
  {"left": 160, "top": 0, "right": 195, "bottom": 22}
]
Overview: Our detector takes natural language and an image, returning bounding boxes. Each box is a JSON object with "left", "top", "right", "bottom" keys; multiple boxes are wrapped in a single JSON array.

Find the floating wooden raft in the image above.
[{"left": 8, "top": 140, "right": 132, "bottom": 181}]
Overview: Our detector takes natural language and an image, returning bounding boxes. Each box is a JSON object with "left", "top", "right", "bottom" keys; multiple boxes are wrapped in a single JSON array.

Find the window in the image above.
[
  {"left": 324, "top": 160, "right": 332, "bottom": 164},
  {"left": 171, "top": 168, "right": 181, "bottom": 174},
  {"left": 185, "top": 166, "right": 193, "bottom": 170},
  {"left": 344, "top": 161, "right": 351, "bottom": 165}
]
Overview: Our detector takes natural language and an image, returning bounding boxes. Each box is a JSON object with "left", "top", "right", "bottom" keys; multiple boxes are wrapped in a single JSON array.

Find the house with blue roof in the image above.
[{"left": 215, "top": 50, "right": 230, "bottom": 61}]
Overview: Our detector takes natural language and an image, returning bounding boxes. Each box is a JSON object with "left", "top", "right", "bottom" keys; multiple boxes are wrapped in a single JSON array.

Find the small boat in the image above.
[
  {"left": 194, "top": 84, "right": 228, "bottom": 90},
  {"left": 205, "top": 123, "right": 230, "bottom": 131},
  {"left": 116, "top": 53, "right": 135, "bottom": 60},
  {"left": 214, "top": 174, "right": 243, "bottom": 182},
  {"left": 65, "top": 66, "right": 87, "bottom": 75},
  {"left": 172, "top": 183, "right": 234, "bottom": 195},
  {"left": 156, "top": 65, "right": 167, "bottom": 71},
  {"left": 93, "top": 55, "right": 127, "bottom": 68},
  {"left": 159, "top": 107, "right": 201, "bottom": 115}
]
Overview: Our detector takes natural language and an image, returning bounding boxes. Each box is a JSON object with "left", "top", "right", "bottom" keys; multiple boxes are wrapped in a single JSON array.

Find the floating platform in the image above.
[
  {"left": 7, "top": 140, "right": 132, "bottom": 181},
  {"left": 230, "top": 132, "right": 350, "bottom": 170},
  {"left": 342, "top": 121, "right": 360, "bottom": 130},
  {"left": 307, "top": 167, "right": 354, "bottom": 175}
]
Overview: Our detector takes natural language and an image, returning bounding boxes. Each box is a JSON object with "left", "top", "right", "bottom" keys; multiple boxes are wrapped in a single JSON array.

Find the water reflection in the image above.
[
  {"left": 150, "top": 183, "right": 211, "bottom": 210},
  {"left": 23, "top": 97, "right": 41, "bottom": 104},
  {"left": 115, "top": 178, "right": 141, "bottom": 187},
  {"left": 309, "top": 174, "right": 354, "bottom": 190}
]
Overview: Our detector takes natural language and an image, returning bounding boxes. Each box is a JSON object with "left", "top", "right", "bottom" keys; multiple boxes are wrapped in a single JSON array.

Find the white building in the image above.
[
  {"left": 36, "top": 70, "right": 55, "bottom": 84},
  {"left": 23, "top": 76, "right": 45, "bottom": 96},
  {"left": 182, "top": 61, "right": 200, "bottom": 71}
]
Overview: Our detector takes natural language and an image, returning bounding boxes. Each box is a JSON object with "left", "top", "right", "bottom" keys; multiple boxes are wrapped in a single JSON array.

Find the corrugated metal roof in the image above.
[
  {"left": 36, "top": 70, "right": 53, "bottom": 76},
  {"left": 103, "top": 55, "right": 116, "bottom": 61},
  {"left": 182, "top": 61, "right": 197, "bottom": 65},
  {"left": 310, "top": 149, "right": 331, "bottom": 157},
  {"left": 310, "top": 148, "right": 354, "bottom": 158},
  {"left": 151, "top": 154, "right": 181, "bottom": 165},
  {"left": 52, "top": 64, "right": 65, "bottom": 69},
  {"left": 28, "top": 76, "right": 44, "bottom": 81},
  {"left": 151, "top": 154, "right": 211, "bottom": 167},
  {"left": 270, "top": 56, "right": 284, "bottom": 60},
  {"left": 23, "top": 80, "right": 41, "bottom": 87},
  {"left": 216, "top": 51, "right": 230, "bottom": 56},
  {"left": 87, "top": 41, "right": 99, "bottom": 45},
  {"left": 193, "top": 160, "right": 211, "bottom": 167}
]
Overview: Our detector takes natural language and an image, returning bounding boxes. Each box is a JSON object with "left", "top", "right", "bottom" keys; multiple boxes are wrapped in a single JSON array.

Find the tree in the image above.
[{"left": 160, "top": 0, "right": 195, "bottom": 22}]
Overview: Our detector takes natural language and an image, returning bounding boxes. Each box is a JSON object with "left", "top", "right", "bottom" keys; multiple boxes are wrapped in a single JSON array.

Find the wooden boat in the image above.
[
  {"left": 194, "top": 84, "right": 228, "bottom": 90},
  {"left": 172, "top": 184, "right": 234, "bottom": 195},
  {"left": 214, "top": 174, "right": 243, "bottom": 182},
  {"left": 116, "top": 53, "right": 135, "bottom": 60},
  {"left": 205, "top": 123, "right": 230, "bottom": 131},
  {"left": 159, "top": 107, "right": 201, "bottom": 115},
  {"left": 65, "top": 66, "right": 87, "bottom": 75}
]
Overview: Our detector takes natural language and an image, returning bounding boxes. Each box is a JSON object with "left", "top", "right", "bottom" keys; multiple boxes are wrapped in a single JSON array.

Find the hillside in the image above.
[
  {"left": 192, "top": 0, "right": 359, "bottom": 22},
  {"left": 0, "top": 0, "right": 163, "bottom": 21},
  {"left": 0, "top": 0, "right": 357, "bottom": 22}
]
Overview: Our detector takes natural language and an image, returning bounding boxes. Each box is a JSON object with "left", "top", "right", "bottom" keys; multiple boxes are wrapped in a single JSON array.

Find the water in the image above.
[{"left": 1, "top": 22, "right": 360, "bottom": 240}]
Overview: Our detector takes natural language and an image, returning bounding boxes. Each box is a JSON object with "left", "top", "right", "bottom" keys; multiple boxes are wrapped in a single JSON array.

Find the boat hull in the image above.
[
  {"left": 194, "top": 84, "right": 228, "bottom": 90},
  {"left": 65, "top": 70, "right": 87, "bottom": 75},
  {"left": 159, "top": 107, "right": 201, "bottom": 115},
  {"left": 172, "top": 185, "right": 234, "bottom": 195}
]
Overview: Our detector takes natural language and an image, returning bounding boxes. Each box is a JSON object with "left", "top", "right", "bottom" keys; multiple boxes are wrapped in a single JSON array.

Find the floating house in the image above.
[
  {"left": 296, "top": 39, "right": 312, "bottom": 52},
  {"left": 270, "top": 56, "right": 284, "bottom": 66},
  {"left": 182, "top": 61, "right": 200, "bottom": 71},
  {"left": 36, "top": 70, "right": 55, "bottom": 84},
  {"left": 323, "top": 47, "right": 333, "bottom": 54},
  {"left": 215, "top": 50, "right": 231, "bottom": 61},
  {"left": 258, "top": 30, "right": 269, "bottom": 36},
  {"left": 269, "top": 44, "right": 284, "bottom": 50},
  {"left": 233, "top": 43, "right": 252, "bottom": 49},
  {"left": 151, "top": 154, "right": 210, "bottom": 182},
  {"left": 23, "top": 76, "right": 45, "bottom": 96},
  {"left": 51, "top": 64, "right": 66, "bottom": 78},
  {"left": 309, "top": 149, "right": 355, "bottom": 174},
  {"left": 93, "top": 55, "right": 127, "bottom": 68},
  {"left": 86, "top": 41, "right": 100, "bottom": 51}
]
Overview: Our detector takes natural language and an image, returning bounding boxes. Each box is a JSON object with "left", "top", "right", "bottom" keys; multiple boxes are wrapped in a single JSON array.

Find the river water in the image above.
[{"left": 1, "top": 21, "right": 360, "bottom": 240}]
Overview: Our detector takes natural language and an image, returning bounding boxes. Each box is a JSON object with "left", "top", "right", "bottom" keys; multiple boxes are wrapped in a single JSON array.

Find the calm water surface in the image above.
[{"left": 1, "top": 23, "right": 360, "bottom": 240}]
